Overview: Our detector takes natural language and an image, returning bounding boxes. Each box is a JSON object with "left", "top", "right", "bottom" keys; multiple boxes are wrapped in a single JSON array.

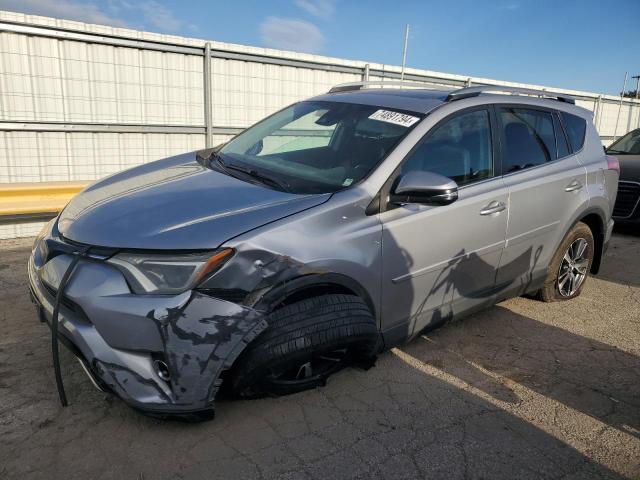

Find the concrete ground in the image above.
[{"left": 0, "top": 232, "right": 639, "bottom": 480}]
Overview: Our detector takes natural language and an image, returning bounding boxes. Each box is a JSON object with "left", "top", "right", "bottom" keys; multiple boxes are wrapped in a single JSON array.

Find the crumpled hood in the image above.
[{"left": 58, "top": 152, "right": 330, "bottom": 249}]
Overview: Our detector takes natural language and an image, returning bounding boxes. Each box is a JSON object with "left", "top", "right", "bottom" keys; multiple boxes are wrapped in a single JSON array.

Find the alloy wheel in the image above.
[{"left": 557, "top": 237, "right": 589, "bottom": 297}]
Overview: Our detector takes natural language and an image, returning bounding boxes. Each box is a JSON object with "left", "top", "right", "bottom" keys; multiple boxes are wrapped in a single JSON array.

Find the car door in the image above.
[
  {"left": 378, "top": 106, "right": 509, "bottom": 341},
  {"left": 495, "top": 106, "right": 588, "bottom": 297}
]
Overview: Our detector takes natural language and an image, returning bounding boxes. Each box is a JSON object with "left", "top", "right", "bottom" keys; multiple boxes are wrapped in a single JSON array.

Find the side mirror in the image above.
[{"left": 390, "top": 170, "right": 458, "bottom": 206}]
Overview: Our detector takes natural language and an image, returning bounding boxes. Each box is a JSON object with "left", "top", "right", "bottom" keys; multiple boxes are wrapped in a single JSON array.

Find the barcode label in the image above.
[{"left": 368, "top": 109, "right": 420, "bottom": 127}]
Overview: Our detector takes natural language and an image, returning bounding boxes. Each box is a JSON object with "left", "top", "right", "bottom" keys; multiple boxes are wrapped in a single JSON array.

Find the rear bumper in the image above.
[
  {"left": 28, "top": 248, "right": 267, "bottom": 416},
  {"left": 604, "top": 218, "right": 614, "bottom": 254}
]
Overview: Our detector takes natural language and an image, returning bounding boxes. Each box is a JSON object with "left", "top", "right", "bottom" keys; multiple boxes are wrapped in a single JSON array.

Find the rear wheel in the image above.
[
  {"left": 230, "top": 294, "right": 379, "bottom": 398},
  {"left": 538, "top": 222, "right": 594, "bottom": 302}
]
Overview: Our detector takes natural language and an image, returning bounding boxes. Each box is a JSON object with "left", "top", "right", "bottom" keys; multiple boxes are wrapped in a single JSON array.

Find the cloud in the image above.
[
  {"left": 0, "top": 0, "right": 196, "bottom": 33},
  {"left": 0, "top": 0, "right": 128, "bottom": 27},
  {"left": 294, "top": 0, "right": 336, "bottom": 19},
  {"left": 260, "top": 16, "right": 324, "bottom": 53},
  {"left": 136, "top": 1, "right": 189, "bottom": 33}
]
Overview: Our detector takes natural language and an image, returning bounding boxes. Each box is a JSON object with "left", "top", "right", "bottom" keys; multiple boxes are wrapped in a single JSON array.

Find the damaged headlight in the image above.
[{"left": 107, "top": 248, "right": 234, "bottom": 294}]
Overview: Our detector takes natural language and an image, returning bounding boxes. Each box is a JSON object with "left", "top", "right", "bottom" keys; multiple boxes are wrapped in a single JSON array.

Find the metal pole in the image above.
[
  {"left": 203, "top": 42, "right": 213, "bottom": 148},
  {"left": 596, "top": 95, "right": 603, "bottom": 130},
  {"left": 613, "top": 72, "right": 628, "bottom": 142},
  {"left": 400, "top": 24, "right": 409, "bottom": 83},
  {"left": 363, "top": 63, "right": 370, "bottom": 82},
  {"left": 633, "top": 75, "right": 640, "bottom": 129}
]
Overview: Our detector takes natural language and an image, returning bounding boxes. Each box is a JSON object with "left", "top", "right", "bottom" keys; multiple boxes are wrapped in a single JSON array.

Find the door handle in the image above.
[
  {"left": 565, "top": 180, "right": 583, "bottom": 192},
  {"left": 480, "top": 201, "right": 506, "bottom": 216}
]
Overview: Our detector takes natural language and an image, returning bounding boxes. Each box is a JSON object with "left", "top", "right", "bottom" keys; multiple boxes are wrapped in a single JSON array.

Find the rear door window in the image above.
[
  {"left": 560, "top": 112, "right": 587, "bottom": 152},
  {"left": 499, "top": 107, "right": 557, "bottom": 173}
]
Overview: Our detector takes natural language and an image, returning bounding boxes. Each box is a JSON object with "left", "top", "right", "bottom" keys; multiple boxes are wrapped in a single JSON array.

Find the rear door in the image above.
[{"left": 495, "top": 105, "right": 588, "bottom": 297}]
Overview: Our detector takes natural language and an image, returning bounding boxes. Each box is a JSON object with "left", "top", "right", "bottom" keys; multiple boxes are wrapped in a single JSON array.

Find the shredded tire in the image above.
[{"left": 230, "top": 294, "right": 379, "bottom": 398}]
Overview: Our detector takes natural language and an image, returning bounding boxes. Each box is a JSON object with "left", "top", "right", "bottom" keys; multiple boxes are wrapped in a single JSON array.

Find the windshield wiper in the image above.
[
  {"left": 208, "top": 151, "right": 233, "bottom": 175},
  {"left": 226, "top": 164, "right": 291, "bottom": 192},
  {"left": 207, "top": 151, "right": 291, "bottom": 192},
  {"left": 224, "top": 162, "right": 291, "bottom": 193}
]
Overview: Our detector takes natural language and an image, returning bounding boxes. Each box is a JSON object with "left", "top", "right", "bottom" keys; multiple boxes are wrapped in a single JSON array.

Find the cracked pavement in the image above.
[{"left": 0, "top": 232, "right": 639, "bottom": 479}]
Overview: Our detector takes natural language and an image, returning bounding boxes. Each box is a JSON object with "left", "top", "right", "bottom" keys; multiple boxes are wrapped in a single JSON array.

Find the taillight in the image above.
[{"left": 606, "top": 155, "right": 620, "bottom": 173}]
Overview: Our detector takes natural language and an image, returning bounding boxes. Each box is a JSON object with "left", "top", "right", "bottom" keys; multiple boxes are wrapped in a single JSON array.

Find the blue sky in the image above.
[{"left": 1, "top": 0, "right": 638, "bottom": 94}]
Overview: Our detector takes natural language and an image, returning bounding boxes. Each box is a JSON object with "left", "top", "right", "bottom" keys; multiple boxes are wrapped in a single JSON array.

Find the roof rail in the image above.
[
  {"left": 446, "top": 85, "right": 576, "bottom": 104},
  {"left": 328, "top": 80, "right": 438, "bottom": 93}
]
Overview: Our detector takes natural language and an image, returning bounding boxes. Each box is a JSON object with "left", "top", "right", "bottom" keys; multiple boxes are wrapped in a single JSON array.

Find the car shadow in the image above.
[
  {"left": 402, "top": 304, "right": 640, "bottom": 441},
  {"left": 210, "top": 328, "right": 634, "bottom": 479}
]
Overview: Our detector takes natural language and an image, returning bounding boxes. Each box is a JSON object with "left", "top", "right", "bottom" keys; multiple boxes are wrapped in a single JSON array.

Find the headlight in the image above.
[
  {"left": 32, "top": 219, "right": 55, "bottom": 263},
  {"left": 107, "top": 248, "right": 234, "bottom": 294}
]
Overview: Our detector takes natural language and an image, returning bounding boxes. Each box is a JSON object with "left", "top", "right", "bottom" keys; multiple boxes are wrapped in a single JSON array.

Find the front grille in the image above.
[
  {"left": 613, "top": 181, "right": 640, "bottom": 218},
  {"left": 42, "top": 237, "right": 77, "bottom": 264},
  {"left": 40, "top": 234, "right": 116, "bottom": 265}
]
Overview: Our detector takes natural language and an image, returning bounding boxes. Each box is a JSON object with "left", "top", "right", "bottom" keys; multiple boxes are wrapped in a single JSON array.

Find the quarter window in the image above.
[
  {"left": 560, "top": 112, "right": 587, "bottom": 152},
  {"left": 500, "top": 108, "right": 556, "bottom": 172},
  {"left": 401, "top": 109, "right": 493, "bottom": 186},
  {"left": 553, "top": 113, "right": 570, "bottom": 158}
]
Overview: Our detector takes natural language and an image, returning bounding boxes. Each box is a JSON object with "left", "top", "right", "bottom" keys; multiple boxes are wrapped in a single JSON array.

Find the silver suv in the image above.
[{"left": 28, "top": 83, "right": 619, "bottom": 420}]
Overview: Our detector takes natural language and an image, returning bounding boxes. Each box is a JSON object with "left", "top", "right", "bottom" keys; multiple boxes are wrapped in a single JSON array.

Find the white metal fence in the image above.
[{"left": 1, "top": 10, "right": 639, "bottom": 239}]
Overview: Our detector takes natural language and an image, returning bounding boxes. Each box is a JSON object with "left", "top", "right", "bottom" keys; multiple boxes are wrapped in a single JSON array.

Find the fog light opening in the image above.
[{"left": 153, "top": 360, "right": 171, "bottom": 381}]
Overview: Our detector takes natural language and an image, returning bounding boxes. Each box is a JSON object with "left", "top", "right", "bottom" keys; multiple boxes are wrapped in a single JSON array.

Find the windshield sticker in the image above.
[
  {"left": 368, "top": 109, "right": 419, "bottom": 127},
  {"left": 342, "top": 178, "right": 354, "bottom": 186}
]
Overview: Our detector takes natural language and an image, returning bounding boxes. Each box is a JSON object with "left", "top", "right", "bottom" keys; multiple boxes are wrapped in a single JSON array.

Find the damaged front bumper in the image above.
[{"left": 28, "top": 248, "right": 268, "bottom": 418}]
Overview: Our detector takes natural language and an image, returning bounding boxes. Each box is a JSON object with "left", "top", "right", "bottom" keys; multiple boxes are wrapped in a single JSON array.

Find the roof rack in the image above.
[
  {"left": 328, "top": 80, "right": 439, "bottom": 93},
  {"left": 445, "top": 85, "right": 575, "bottom": 104}
]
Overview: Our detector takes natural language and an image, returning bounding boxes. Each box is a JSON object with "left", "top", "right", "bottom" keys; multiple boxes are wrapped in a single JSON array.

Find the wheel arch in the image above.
[
  {"left": 253, "top": 272, "right": 378, "bottom": 322},
  {"left": 573, "top": 207, "right": 607, "bottom": 274}
]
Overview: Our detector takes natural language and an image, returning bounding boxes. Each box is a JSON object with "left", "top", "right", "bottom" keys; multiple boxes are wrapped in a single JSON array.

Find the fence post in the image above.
[
  {"left": 203, "top": 42, "right": 213, "bottom": 148},
  {"left": 613, "top": 72, "right": 628, "bottom": 142},
  {"left": 595, "top": 95, "right": 603, "bottom": 131}
]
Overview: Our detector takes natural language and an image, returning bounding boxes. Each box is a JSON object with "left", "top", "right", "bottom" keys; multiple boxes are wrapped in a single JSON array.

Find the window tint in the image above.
[
  {"left": 560, "top": 112, "right": 587, "bottom": 152},
  {"left": 401, "top": 109, "right": 493, "bottom": 186},
  {"left": 553, "top": 113, "right": 570, "bottom": 158},
  {"left": 500, "top": 108, "right": 556, "bottom": 172}
]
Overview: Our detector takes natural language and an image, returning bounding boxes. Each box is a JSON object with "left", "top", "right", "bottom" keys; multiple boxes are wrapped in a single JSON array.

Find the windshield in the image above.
[
  {"left": 219, "top": 101, "right": 423, "bottom": 194},
  {"left": 608, "top": 129, "right": 640, "bottom": 155}
]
